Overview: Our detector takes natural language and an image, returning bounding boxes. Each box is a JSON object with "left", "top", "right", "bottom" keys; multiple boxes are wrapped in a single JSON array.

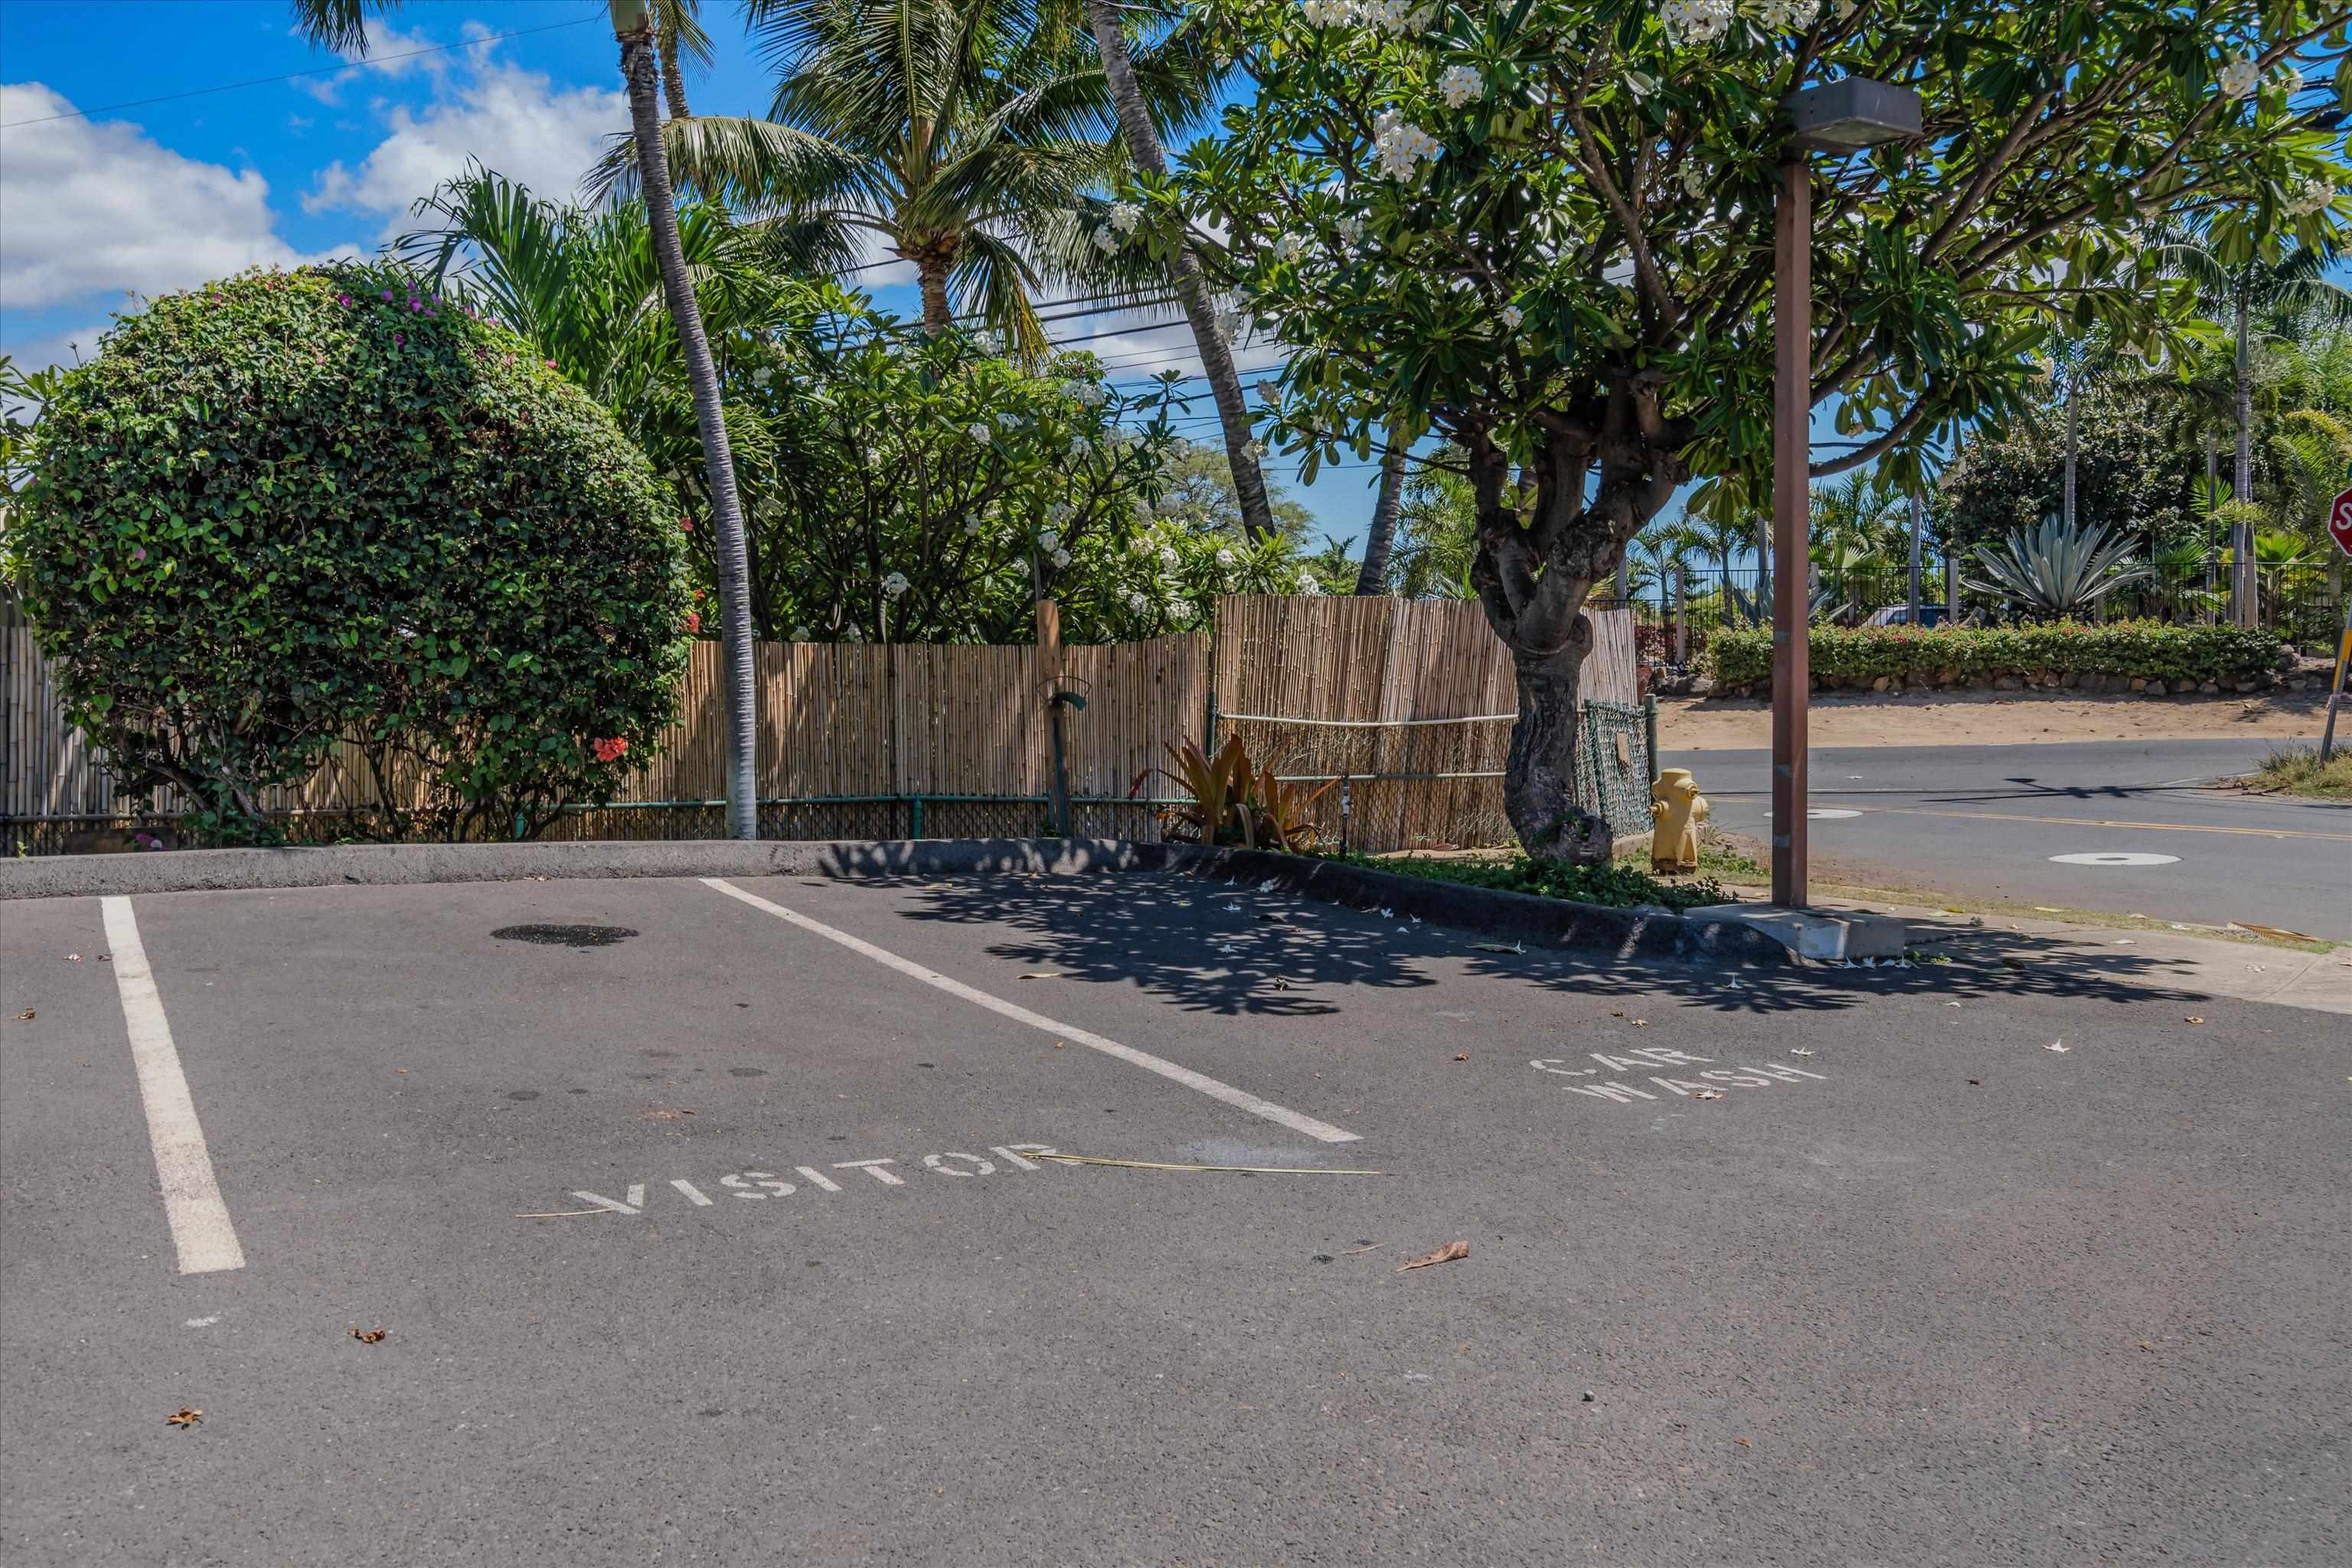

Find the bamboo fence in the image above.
[{"left": 4, "top": 595, "right": 1635, "bottom": 854}]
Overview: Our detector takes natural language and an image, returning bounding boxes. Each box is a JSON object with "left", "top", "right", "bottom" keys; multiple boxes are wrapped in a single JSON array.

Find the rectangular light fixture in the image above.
[{"left": 1784, "top": 78, "right": 1925, "bottom": 152}]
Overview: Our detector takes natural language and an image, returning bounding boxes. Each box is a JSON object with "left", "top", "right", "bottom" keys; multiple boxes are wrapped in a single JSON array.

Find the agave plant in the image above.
[
  {"left": 1724, "top": 578, "right": 1847, "bottom": 626},
  {"left": 1965, "top": 518, "right": 2154, "bottom": 619}
]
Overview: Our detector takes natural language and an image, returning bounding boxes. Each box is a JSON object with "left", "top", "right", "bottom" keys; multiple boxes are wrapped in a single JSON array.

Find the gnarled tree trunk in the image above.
[{"left": 1465, "top": 390, "right": 1684, "bottom": 861}]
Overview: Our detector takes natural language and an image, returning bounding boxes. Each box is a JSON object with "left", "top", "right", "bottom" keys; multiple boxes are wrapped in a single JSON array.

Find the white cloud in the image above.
[
  {"left": 304, "top": 58, "right": 626, "bottom": 229},
  {"left": 296, "top": 19, "right": 450, "bottom": 105},
  {"left": 1, "top": 320, "right": 109, "bottom": 377},
  {"left": 0, "top": 83, "right": 348, "bottom": 311}
]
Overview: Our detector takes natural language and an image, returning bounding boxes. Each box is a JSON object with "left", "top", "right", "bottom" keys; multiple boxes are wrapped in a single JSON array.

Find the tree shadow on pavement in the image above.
[{"left": 881, "top": 871, "right": 2225, "bottom": 1022}]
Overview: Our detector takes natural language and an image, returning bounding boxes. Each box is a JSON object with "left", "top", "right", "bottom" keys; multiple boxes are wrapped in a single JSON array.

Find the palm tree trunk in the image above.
[
  {"left": 2063, "top": 381, "right": 2079, "bottom": 531},
  {"left": 620, "top": 19, "right": 756, "bottom": 839},
  {"left": 915, "top": 253, "right": 952, "bottom": 334},
  {"left": 1084, "top": 0, "right": 1275, "bottom": 539},
  {"left": 1354, "top": 427, "right": 1406, "bottom": 595},
  {"left": 2233, "top": 292, "right": 2254, "bottom": 627},
  {"left": 657, "top": 12, "right": 692, "bottom": 119}
]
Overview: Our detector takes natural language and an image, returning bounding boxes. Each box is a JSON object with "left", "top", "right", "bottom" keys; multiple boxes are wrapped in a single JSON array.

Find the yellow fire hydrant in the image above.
[{"left": 1651, "top": 768, "right": 1708, "bottom": 874}]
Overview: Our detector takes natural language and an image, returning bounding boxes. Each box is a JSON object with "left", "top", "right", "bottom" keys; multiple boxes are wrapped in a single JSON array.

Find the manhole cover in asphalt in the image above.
[{"left": 492, "top": 923, "right": 639, "bottom": 949}]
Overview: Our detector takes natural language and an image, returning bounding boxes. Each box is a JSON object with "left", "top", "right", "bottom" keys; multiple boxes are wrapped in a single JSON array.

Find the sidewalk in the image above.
[{"left": 1722, "top": 884, "right": 2352, "bottom": 1017}]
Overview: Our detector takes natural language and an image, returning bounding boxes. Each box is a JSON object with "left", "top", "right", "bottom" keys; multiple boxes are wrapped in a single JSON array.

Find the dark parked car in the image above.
[{"left": 1863, "top": 603, "right": 1953, "bottom": 629}]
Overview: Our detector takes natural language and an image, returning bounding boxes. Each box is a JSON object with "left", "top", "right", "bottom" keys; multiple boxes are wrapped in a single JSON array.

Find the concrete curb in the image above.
[
  {"left": 0, "top": 838, "right": 1152, "bottom": 900},
  {"left": 0, "top": 838, "right": 1802, "bottom": 968}
]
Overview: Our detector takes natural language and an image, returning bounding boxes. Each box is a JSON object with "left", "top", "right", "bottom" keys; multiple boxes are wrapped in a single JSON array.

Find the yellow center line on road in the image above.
[{"left": 1840, "top": 804, "right": 2352, "bottom": 841}]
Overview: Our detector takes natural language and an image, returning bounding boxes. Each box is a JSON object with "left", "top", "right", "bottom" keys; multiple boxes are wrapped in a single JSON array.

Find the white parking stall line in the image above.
[
  {"left": 701, "top": 878, "right": 1362, "bottom": 1145},
  {"left": 98, "top": 897, "right": 247, "bottom": 1275}
]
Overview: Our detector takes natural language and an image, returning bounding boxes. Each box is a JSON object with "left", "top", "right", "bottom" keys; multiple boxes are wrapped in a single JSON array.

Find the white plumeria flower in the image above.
[
  {"left": 751, "top": 367, "right": 773, "bottom": 388},
  {"left": 2217, "top": 54, "right": 2259, "bottom": 100},
  {"left": 1166, "top": 598, "right": 1191, "bottom": 619},
  {"left": 1156, "top": 493, "right": 1186, "bottom": 516},
  {"left": 2287, "top": 178, "right": 2337, "bottom": 217},
  {"left": 973, "top": 329, "right": 1001, "bottom": 354},
  {"left": 1748, "top": 0, "right": 1819, "bottom": 31},
  {"left": 995, "top": 410, "right": 1020, "bottom": 431},
  {"left": 1168, "top": 438, "right": 1191, "bottom": 459},
  {"left": 1132, "top": 501, "right": 1155, "bottom": 524},
  {"left": 1130, "top": 534, "right": 1155, "bottom": 555},
  {"left": 1091, "top": 226, "right": 1120, "bottom": 254},
  {"left": 1438, "top": 65, "right": 1484, "bottom": 110},
  {"left": 1500, "top": 304, "right": 1524, "bottom": 332},
  {"left": 843, "top": 624, "right": 864, "bottom": 642},
  {"left": 1038, "top": 528, "right": 1062, "bottom": 552},
  {"left": 1107, "top": 201, "right": 1143, "bottom": 237},
  {"left": 1373, "top": 111, "right": 1439, "bottom": 182},
  {"left": 1297, "top": 573, "right": 1321, "bottom": 596},
  {"left": 1067, "top": 435, "right": 1090, "bottom": 459},
  {"left": 2280, "top": 65, "right": 2305, "bottom": 96},
  {"left": 1158, "top": 544, "right": 1181, "bottom": 570},
  {"left": 1047, "top": 502, "right": 1073, "bottom": 524},
  {"left": 1051, "top": 548, "right": 1072, "bottom": 569},
  {"left": 968, "top": 423, "right": 991, "bottom": 443},
  {"left": 789, "top": 624, "right": 812, "bottom": 641},
  {"left": 963, "top": 517, "right": 985, "bottom": 536},
  {"left": 1125, "top": 589, "right": 1150, "bottom": 612},
  {"left": 1272, "top": 231, "right": 1308, "bottom": 263},
  {"left": 1071, "top": 381, "right": 1108, "bottom": 409},
  {"left": 1336, "top": 214, "right": 1364, "bottom": 246},
  {"left": 881, "top": 571, "right": 910, "bottom": 599},
  {"left": 1215, "top": 547, "right": 1236, "bottom": 568},
  {"left": 1297, "top": 0, "right": 1354, "bottom": 24},
  {"left": 1243, "top": 439, "right": 1267, "bottom": 461},
  {"left": 1661, "top": 0, "right": 1736, "bottom": 46},
  {"left": 1681, "top": 162, "right": 1709, "bottom": 200}
]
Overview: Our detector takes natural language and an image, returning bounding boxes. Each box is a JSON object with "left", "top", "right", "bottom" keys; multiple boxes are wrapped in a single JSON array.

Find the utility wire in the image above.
[{"left": 0, "top": 16, "right": 605, "bottom": 129}]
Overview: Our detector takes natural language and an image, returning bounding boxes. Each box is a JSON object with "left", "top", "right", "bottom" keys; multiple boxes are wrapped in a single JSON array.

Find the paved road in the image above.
[
  {"left": 1665, "top": 738, "right": 2352, "bottom": 939},
  {"left": 4, "top": 870, "right": 2346, "bottom": 1565}
]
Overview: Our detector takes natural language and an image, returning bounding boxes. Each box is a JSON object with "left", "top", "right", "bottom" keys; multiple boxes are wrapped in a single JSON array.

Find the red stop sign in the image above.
[{"left": 2333, "top": 486, "right": 2352, "bottom": 557}]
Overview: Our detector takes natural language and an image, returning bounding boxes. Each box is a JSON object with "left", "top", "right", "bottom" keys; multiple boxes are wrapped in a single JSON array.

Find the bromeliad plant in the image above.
[
  {"left": 1158, "top": 0, "right": 2348, "bottom": 858},
  {"left": 1148, "top": 734, "right": 1336, "bottom": 851}
]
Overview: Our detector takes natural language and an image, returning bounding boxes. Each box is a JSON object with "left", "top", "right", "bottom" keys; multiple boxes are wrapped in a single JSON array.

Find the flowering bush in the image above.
[
  {"left": 4, "top": 261, "right": 689, "bottom": 843},
  {"left": 1157, "top": 0, "right": 2346, "bottom": 856},
  {"left": 1704, "top": 622, "right": 2284, "bottom": 690}
]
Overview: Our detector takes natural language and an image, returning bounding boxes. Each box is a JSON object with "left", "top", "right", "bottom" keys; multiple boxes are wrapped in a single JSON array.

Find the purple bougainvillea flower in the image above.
[
  {"left": 394, "top": 332, "right": 405, "bottom": 347},
  {"left": 132, "top": 546, "right": 148, "bottom": 562},
  {"left": 381, "top": 289, "right": 394, "bottom": 301},
  {"left": 338, "top": 293, "right": 353, "bottom": 306}
]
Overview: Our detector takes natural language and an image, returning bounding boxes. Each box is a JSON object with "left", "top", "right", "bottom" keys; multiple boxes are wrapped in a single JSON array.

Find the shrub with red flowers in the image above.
[{"left": 4, "top": 260, "right": 691, "bottom": 843}]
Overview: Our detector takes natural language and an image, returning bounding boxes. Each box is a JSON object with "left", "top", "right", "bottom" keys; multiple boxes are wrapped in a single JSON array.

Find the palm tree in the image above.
[
  {"left": 292, "top": 0, "right": 761, "bottom": 840},
  {"left": 1083, "top": 0, "right": 1273, "bottom": 538},
  {"left": 2145, "top": 227, "right": 2352, "bottom": 626},
  {"left": 652, "top": 0, "right": 711, "bottom": 119},
  {"left": 630, "top": 0, "right": 1217, "bottom": 354},
  {"left": 1352, "top": 428, "right": 1408, "bottom": 594}
]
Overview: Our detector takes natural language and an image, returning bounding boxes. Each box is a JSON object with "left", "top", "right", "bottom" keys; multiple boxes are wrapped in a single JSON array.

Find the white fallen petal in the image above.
[
  {"left": 1790, "top": 1049, "right": 1814, "bottom": 1057},
  {"left": 1862, "top": 957, "right": 1877, "bottom": 969},
  {"left": 1380, "top": 907, "right": 1395, "bottom": 919},
  {"left": 2043, "top": 1040, "right": 2069, "bottom": 1054},
  {"left": 1223, "top": 903, "right": 1243, "bottom": 913},
  {"left": 1259, "top": 878, "right": 1279, "bottom": 893}
]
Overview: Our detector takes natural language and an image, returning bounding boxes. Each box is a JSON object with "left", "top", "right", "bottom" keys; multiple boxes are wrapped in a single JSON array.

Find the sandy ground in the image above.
[{"left": 1658, "top": 688, "right": 2333, "bottom": 749}]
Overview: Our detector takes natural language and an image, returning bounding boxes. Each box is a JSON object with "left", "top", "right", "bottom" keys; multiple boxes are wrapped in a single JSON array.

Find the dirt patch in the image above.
[{"left": 1658, "top": 688, "right": 2328, "bottom": 750}]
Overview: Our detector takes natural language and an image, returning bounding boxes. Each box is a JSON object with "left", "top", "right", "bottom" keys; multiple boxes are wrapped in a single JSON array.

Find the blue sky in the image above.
[{"left": 0, "top": 0, "right": 1400, "bottom": 544}]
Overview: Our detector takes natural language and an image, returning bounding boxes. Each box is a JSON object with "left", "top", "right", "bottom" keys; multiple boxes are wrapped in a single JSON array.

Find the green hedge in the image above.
[
  {"left": 1704, "top": 622, "right": 2284, "bottom": 691},
  {"left": 5, "top": 261, "right": 690, "bottom": 844}
]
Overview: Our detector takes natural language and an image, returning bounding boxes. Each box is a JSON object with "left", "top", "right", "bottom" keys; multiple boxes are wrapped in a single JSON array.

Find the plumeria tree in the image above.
[{"left": 1169, "top": 0, "right": 2349, "bottom": 854}]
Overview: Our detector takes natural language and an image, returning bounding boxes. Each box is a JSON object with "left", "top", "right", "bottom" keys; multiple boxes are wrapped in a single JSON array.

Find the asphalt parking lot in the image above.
[{"left": 3, "top": 868, "right": 2347, "bottom": 1566}]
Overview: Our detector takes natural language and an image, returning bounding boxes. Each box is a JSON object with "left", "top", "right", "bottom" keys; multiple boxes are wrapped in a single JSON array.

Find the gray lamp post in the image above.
[{"left": 1770, "top": 77, "right": 1923, "bottom": 910}]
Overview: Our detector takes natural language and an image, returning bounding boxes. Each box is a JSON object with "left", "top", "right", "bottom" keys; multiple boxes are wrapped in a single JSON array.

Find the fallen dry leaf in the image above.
[
  {"left": 1396, "top": 1240, "right": 1470, "bottom": 1272},
  {"left": 63, "top": 953, "right": 83, "bottom": 962},
  {"left": 1630, "top": 1019, "right": 1648, "bottom": 1028},
  {"left": 1693, "top": 1088, "right": 1726, "bottom": 1099},
  {"left": 1736, "top": 1438, "right": 1751, "bottom": 1449},
  {"left": 166, "top": 1408, "right": 203, "bottom": 1428},
  {"left": 1017, "top": 972, "right": 1065, "bottom": 980},
  {"left": 1470, "top": 942, "right": 1524, "bottom": 955},
  {"left": 351, "top": 1328, "right": 388, "bottom": 1344},
  {"left": 2185, "top": 1016, "right": 2204, "bottom": 1024},
  {"left": 1452, "top": 1053, "right": 1468, "bottom": 1062},
  {"left": 639, "top": 1108, "right": 697, "bottom": 1121},
  {"left": 2231, "top": 921, "right": 2319, "bottom": 944},
  {"left": 1968, "top": 1079, "right": 1981, "bottom": 1086},
  {"left": 12, "top": 1010, "right": 31, "bottom": 1021}
]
